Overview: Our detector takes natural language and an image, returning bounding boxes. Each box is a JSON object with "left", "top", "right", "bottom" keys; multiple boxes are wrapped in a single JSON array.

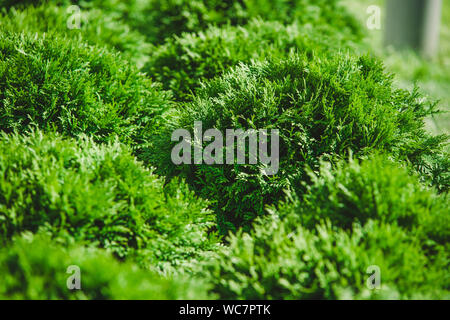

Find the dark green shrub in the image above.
[
  {"left": 0, "top": 3, "right": 151, "bottom": 66},
  {"left": 18, "top": 0, "right": 360, "bottom": 45},
  {"left": 0, "top": 234, "right": 213, "bottom": 299},
  {"left": 0, "top": 130, "right": 219, "bottom": 271},
  {"left": 414, "top": 149, "right": 450, "bottom": 193},
  {"left": 150, "top": 54, "right": 448, "bottom": 234},
  {"left": 138, "top": 0, "right": 362, "bottom": 44},
  {"left": 123, "top": 0, "right": 246, "bottom": 45},
  {"left": 0, "top": 30, "right": 171, "bottom": 157},
  {"left": 274, "top": 155, "right": 449, "bottom": 245},
  {"left": 0, "top": 0, "right": 36, "bottom": 9},
  {"left": 145, "top": 19, "right": 359, "bottom": 101},
  {"left": 200, "top": 216, "right": 449, "bottom": 299}
]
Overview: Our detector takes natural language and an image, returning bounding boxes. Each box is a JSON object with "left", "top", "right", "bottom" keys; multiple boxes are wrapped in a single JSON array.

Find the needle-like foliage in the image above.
[
  {"left": 0, "top": 234, "right": 213, "bottom": 299},
  {"left": 150, "top": 54, "right": 448, "bottom": 233},
  {"left": 0, "top": 30, "right": 171, "bottom": 159},
  {"left": 0, "top": 131, "right": 219, "bottom": 271},
  {"left": 145, "top": 19, "right": 360, "bottom": 101}
]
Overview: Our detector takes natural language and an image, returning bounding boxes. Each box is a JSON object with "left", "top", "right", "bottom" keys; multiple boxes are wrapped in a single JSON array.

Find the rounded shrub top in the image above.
[
  {"left": 4, "top": 0, "right": 361, "bottom": 45},
  {"left": 0, "top": 130, "right": 218, "bottom": 271},
  {"left": 200, "top": 156, "right": 449, "bottom": 299},
  {"left": 0, "top": 234, "right": 213, "bottom": 299},
  {"left": 150, "top": 53, "right": 447, "bottom": 234},
  {"left": 0, "top": 30, "right": 171, "bottom": 156},
  {"left": 200, "top": 216, "right": 449, "bottom": 299},
  {"left": 145, "top": 19, "right": 359, "bottom": 101},
  {"left": 0, "top": 3, "right": 151, "bottom": 66},
  {"left": 275, "top": 155, "right": 449, "bottom": 245},
  {"left": 83, "top": 0, "right": 363, "bottom": 45}
]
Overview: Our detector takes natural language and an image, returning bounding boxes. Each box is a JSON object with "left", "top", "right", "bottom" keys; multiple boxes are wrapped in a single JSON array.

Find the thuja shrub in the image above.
[
  {"left": 0, "top": 131, "right": 218, "bottom": 270},
  {"left": 145, "top": 19, "right": 359, "bottom": 101},
  {"left": 200, "top": 217, "right": 449, "bottom": 299},
  {"left": 17, "top": 0, "right": 361, "bottom": 45},
  {"left": 0, "top": 234, "right": 213, "bottom": 299},
  {"left": 415, "top": 150, "right": 449, "bottom": 193},
  {"left": 0, "top": 3, "right": 151, "bottom": 66},
  {"left": 143, "top": 0, "right": 361, "bottom": 43},
  {"left": 150, "top": 54, "right": 448, "bottom": 234},
  {"left": 0, "top": 30, "right": 171, "bottom": 157},
  {"left": 275, "top": 155, "right": 449, "bottom": 245},
  {"left": 0, "top": 0, "right": 244, "bottom": 44},
  {"left": 143, "top": 0, "right": 362, "bottom": 44}
]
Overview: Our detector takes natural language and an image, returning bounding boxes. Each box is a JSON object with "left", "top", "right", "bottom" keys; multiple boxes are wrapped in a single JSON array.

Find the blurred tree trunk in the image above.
[{"left": 385, "top": 0, "right": 442, "bottom": 59}]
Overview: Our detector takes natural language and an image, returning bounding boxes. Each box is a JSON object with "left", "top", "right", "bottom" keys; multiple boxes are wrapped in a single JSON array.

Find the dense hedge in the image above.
[
  {"left": 0, "top": 234, "right": 213, "bottom": 299},
  {"left": 0, "top": 3, "right": 150, "bottom": 66},
  {"left": 150, "top": 53, "right": 448, "bottom": 233},
  {"left": 0, "top": 30, "right": 171, "bottom": 158},
  {"left": 75, "top": 0, "right": 362, "bottom": 45},
  {"left": 144, "top": 19, "right": 359, "bottom": 101},
  {"left": 275, "top": 155, "right": 449, "bottom": 245},
  {"left": 0, "top": 131, "right": 219, "bottom": 271},
  {"left": 1, "top": 0, "right": 361, "bottom": 45},
  {"left": 200, "top": 216, "right": 449, "bottom": 299},
  {"left": 200, "top": 156, "right": 449, "bottom": 299},
  {"left": 1, "top": 0, "right": 448, "bottom": 301}
]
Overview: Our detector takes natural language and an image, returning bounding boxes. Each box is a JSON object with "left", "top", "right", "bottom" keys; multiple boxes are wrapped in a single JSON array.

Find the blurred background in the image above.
[{"left": 343, "top": 0, "right": 449, "bottom": 136}]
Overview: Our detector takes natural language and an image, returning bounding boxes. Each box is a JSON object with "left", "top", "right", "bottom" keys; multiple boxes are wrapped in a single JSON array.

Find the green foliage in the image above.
[
  {"left": 0, "top": 0, "right": 36, "bottom": 9},
  {"left": 9, "top": 0, "right": 360, "bottom": 45},
  {"left": 122, "top": 0, "right": 246, "bottom": 45},
  {"left": 0, "top": 30, "right": 171, "bottom": 157},
  {"left": 275, "top": 155, "right": 449, "bottom": 245},
  {"left": 1, "top": 0, "right": 448, "bottom": 301},
  {"left": 0, "top": 130, "right": 219, "bottom": 271},
  {"left": 150, "top": 53, "right": 448, "bottom": 234},
  {"left": 201, "top": 155, "right": 449, "bottom": 299},
  {"left": 142, "top": 0, "right": 360, "bottom": 42},
  {"left": 145, "top": 19, "right": 359, "bottom": 101},
  {"left": 0, "top": 3, "right": 151, "bottom": 66},
  {"left": 0, "top": 233, "right": 213, "bottom": 299},
  {"left": 74, "top": 0, "right": 362, "bottom": 45},
  {"left": 200, "top": 216, "right": 449, "bottom": 299},
  {"left": 413, "top": 149, "right": 450, "bottom": 193}
]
